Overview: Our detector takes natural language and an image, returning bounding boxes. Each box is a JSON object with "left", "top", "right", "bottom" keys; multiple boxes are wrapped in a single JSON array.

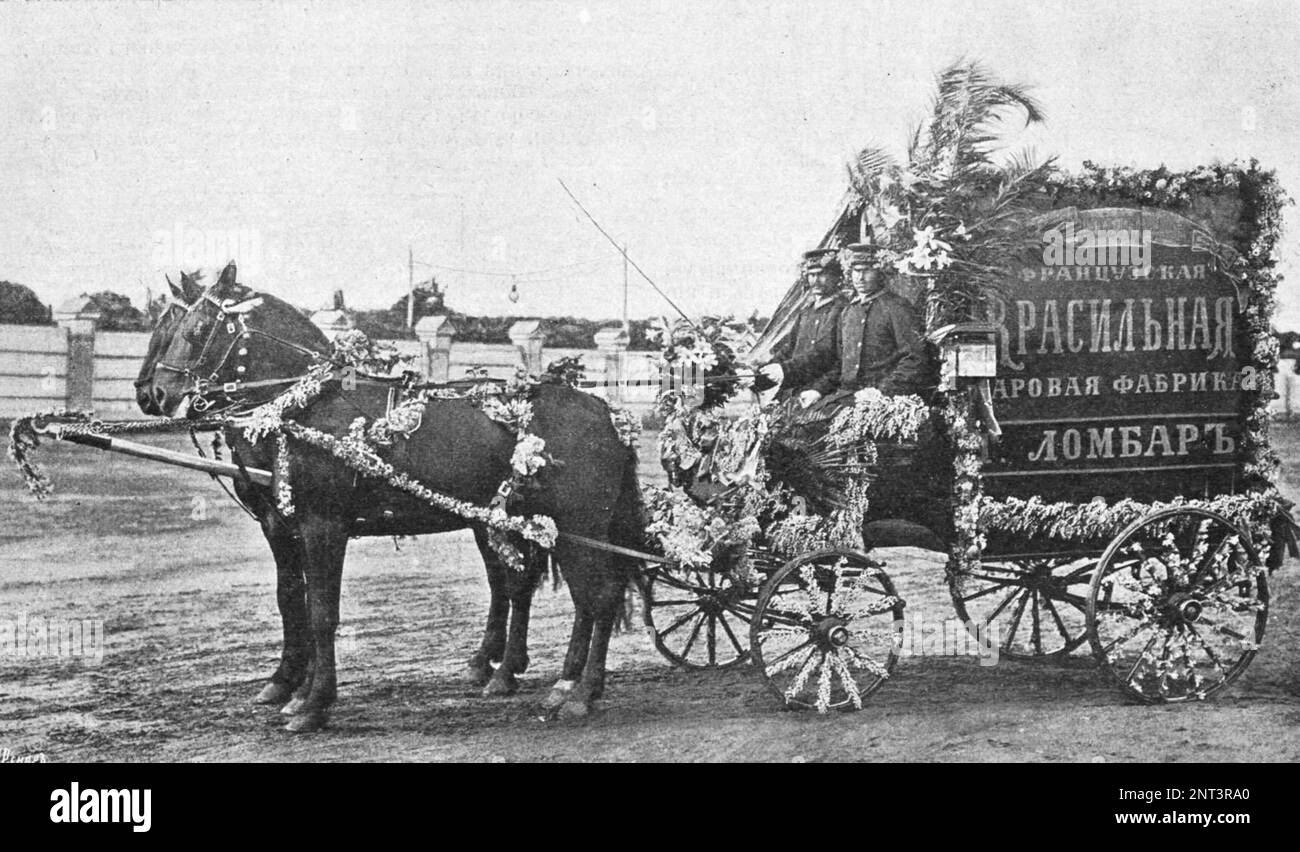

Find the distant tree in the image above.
[
  {"left": 86, "top": 291, "right": 149, "bottom": 331},
  {"left": 1277, "top": 329, "right": 1300, "bottom": 354},
  {"left": 0, "top": 281, "right": 52, "bottom": 325},
  {"left": 353, "top": 309, "right": 416, "bottom": 341},
  {"left": 388, "top": 278, "right": 446, "bottom": 324}
]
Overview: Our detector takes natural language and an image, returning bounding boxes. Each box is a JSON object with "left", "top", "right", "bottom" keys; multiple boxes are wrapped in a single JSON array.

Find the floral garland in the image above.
[
  {"left": 279, "top": 418, "right": 558, "bottom": 552},
  {"left": 274, "top": 431, "right": 294, "bottom": 516},
  {"left": 651, "top": 314, "right": 757, "bottom": 411},
  {"left": 608, "top": 403, "right": 641, "bottom": 449},
  {"left": 643, "top": 485, "right": 762, "bottom": 570},
  {"left": 977, "top": 491, "right": 1286, "bottom": 547},
  {"left": 765, "top": 475, "right": 873, "bottom": 556},
  {"left": 943, "top": 392, "right": 987, "bottom": 594},
  {"left": 238, "top": 342, "right": 558, "bottom": 568},
  {"left": 827, "top": 389, "right": 930, "bottom": 446}
]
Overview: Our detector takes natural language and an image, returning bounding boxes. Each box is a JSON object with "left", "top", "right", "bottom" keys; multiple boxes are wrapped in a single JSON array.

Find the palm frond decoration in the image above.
[
  {"left": 838, "top": 58, "right": 1056, "bottom": 329},
  {"left": 846, "top": 145, "right": 898, "bottom": 199}
]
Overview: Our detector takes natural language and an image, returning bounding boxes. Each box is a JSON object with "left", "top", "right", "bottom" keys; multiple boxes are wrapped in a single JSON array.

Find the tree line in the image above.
[{"left": 0, "top": 279, "right": 671, "bottom": 350}]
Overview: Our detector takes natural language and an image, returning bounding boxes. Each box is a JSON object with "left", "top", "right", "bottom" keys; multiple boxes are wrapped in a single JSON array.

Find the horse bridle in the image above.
[{"left": 155, "top": 288, "right": 326, "bottom": 413}]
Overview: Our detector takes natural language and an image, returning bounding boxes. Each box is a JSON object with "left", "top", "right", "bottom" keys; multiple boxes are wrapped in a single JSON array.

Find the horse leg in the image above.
[
  {"left": 484, "top": 549, "right": 541, "bottom": 697},
  {"left": 284, "top": 513, "right": 349, "bottom": 734},
  {"left": 542, "top": 602, "right": 593, "bottom": 711},
  {"left": 467, "top": 526, "right": 508, "bottom": 687},
  {"left": 558, "top": 573, "right": 624, "bottom": 719},
  {"left": 254, "top": 516, "right": 312, "bottom": 706}
]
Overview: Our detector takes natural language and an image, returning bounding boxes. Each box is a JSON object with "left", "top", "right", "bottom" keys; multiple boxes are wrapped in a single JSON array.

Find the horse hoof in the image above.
[
  {"left": 464, "top": 663, "right": 494, "bottom": 687},
  {"left": 541, "top": 689, "right": 568, "bottom": 711},
  {"left": 280, "top": 696, "right": 307, "bottom": 716},
  {"left": 255, "top": 682, "right": 294, "bottom": 705},
  {"left": 482, "top": 673, "right": 518, "bottom": 698},
  {"left": 557, "top": 699, "right": 591, "bottom": 721},
  {"left": 284, "top": 710, "right": 329, "bottom": 734}
]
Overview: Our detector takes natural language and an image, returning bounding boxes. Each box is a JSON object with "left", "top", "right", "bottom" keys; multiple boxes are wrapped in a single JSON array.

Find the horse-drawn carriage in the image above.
[{"left": 9, "top": 64, "right": 1296, "bottom": 727}]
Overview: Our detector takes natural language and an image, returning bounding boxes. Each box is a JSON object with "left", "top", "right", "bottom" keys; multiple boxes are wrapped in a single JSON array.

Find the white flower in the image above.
[
  {"left": 647, "top": 316, "right": 671, "bottom": 346},
  {"left": 510, "top": 434, "right": 548, "bottom": 477}
]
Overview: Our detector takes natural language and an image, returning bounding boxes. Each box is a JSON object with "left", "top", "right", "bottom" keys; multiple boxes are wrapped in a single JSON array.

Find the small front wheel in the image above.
[
  {"left": 750, "top": 549, "right": 904, "bottom": 712},
  {"left": 644, "top": 566, "right": 750, "bottom": 670}
]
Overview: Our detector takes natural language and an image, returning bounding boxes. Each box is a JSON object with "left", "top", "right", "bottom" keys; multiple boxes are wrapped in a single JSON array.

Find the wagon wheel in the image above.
[
  {"left": 949, "top": 555, "right": 1095, "bottom": 660},
  {"left": 643, "top": 565, "right": 751, "bottom": 670},
  {"left": 1086, "top": 508, "right": 1268, "bottom": 703},
  {"left": 750, "top": 549, "right": 904, "bottom": 712}
]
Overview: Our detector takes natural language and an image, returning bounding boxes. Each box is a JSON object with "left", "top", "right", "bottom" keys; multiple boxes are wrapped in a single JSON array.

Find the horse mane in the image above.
[{"left": 203, "top": 278, "right": 330, "bottom": 352}]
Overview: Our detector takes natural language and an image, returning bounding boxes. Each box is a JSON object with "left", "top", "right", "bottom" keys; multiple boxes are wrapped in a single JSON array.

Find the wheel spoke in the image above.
[
  {"left": 986, "top": 587, "right": 1021, "bottom": 623},
  {"left": 1040, "top": 594, "right": 1073, "bottom": 643},
  {"left": 1100, "top": 619, "right": 1148, "bottom": 657},
  {"left": 1185, "top": 623, "right": 1229, "bottom": 676},
  {"left": 658, "top": 608, "right": 699, "bottom": 639},
  {"left": 717, "top": 612, "right": 746, "bottom": 656},
  {"left": 1124, "top": 631, "right": 1162, "bottom": 683},
  {"left": 1031, "top": 590, "right": 1043, "bottom": 656},
  {"left": 1196, "top": 617, "right": 1247, "bottom": 642},
  {"left": 706, "top": 614, "right": 717, "bottom": 666},
  {"left": 679, "top": 613, "right": 705, "bottom": 659},
  {"left": 763, "top": 638, "right": 814, "bottom": 670},
  {"left": 960, "top": 579, "right": 1018, "bottom": 604},
  {"left": 1003, "top": 589, "right": 1030, "bottom": 649}
]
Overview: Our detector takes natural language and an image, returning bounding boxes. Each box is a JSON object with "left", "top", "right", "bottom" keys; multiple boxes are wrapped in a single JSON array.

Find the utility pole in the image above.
[
  {"left": 622, "top": 242, "right": 629, "bottom": 334},
  {"left": 407, "top": 245, "right": 415, "bottom": 329}
]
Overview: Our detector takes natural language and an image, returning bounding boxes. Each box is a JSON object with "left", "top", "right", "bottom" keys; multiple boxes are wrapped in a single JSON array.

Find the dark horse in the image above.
[
  {"left": 137, "top": 262, "right": 643, "bottom": 731},
  {"left": 138, "top": 272, "right": 545, "bottom": 703}
]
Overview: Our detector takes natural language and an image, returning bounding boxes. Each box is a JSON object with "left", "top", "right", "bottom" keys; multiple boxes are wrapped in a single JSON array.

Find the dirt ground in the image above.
[{"left": 2, "top": 423, "right": 1299, "bottom": 763}]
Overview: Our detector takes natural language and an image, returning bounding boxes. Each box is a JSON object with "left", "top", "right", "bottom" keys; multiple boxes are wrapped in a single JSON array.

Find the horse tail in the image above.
[
  {"left": 608, "top": 445, "right": 646, "bottom": 632},
  {"left": 610, "top": 445, "right": 646, "bottom": 558}
]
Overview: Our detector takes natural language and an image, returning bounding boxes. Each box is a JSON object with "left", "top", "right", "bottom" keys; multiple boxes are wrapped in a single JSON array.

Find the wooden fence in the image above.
[
  {"left": 0, "top": 318, "right": 661, "bottom": 418},
  {"left": 7, "top": 315, "right": 1290, "bottom": 421}
]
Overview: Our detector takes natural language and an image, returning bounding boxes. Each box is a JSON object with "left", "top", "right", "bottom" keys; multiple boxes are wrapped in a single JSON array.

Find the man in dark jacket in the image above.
[
  {"left": 765, "top": 248, "right": 845, "bottom": 404},
  {"left": 782, "top": 242, "right": 928, "bottom": 406},
  {"left": 831, "top": 243, "right": 928, "bottom": 398}
]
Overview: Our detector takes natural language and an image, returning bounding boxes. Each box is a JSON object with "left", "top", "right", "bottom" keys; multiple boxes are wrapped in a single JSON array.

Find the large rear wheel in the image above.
[
  {"left": 949, "top": 555, "right": 1095, "bottom": 660},
  {"left": 1086, "top": 508, "right": 1268, "bottom": 703}
]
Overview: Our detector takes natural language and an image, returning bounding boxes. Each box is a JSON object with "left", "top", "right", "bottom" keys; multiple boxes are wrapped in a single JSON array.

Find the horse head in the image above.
[
  {"left": 135, "top": 270, "right": 206, "bottom": 414},
  {"left": 146, "top": 260, "right": 330, "bottom": 417}
]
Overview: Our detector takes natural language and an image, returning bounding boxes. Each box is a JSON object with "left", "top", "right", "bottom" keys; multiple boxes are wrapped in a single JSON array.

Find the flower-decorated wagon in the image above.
[{"left": 635, "top": 62, "right": 1298, "bottom": 712}]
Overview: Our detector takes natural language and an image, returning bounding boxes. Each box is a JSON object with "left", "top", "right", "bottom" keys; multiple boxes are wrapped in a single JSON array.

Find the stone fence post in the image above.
[
  {"left": 594, "top": 327, "right": 629, "bottom": 403},
  {"left": 53, "top": 295, "right": 102, "bottom": 412},
  {"left": 414, "top": 315, "right": 456, "bottom": 383},
  {"left": 508, "top": 320, "right": 546, "bottom": 375}
]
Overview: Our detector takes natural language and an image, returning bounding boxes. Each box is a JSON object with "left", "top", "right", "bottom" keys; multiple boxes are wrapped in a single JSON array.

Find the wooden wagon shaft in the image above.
[
  {"left": 39, "top": 428, "right": 273, "bottom": 487},
  {"left": 32, "top": 424, "right": 674, "bottom": 563}
]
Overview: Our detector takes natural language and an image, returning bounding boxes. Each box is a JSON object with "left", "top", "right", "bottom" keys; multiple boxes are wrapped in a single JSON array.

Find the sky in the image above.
[{"left": 2, "top": 0, "right": 1299, "bottom": 328}]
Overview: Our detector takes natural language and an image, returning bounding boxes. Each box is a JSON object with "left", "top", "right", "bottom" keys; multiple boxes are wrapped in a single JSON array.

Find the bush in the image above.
[{"left": 0, "top": 281, "right": 51, "bottom": 325}]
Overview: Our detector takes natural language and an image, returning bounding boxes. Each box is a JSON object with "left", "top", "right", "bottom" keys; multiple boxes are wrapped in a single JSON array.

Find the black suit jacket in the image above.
[{"left": 788, "top": 290, "right": 928, "bottom": 397}]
